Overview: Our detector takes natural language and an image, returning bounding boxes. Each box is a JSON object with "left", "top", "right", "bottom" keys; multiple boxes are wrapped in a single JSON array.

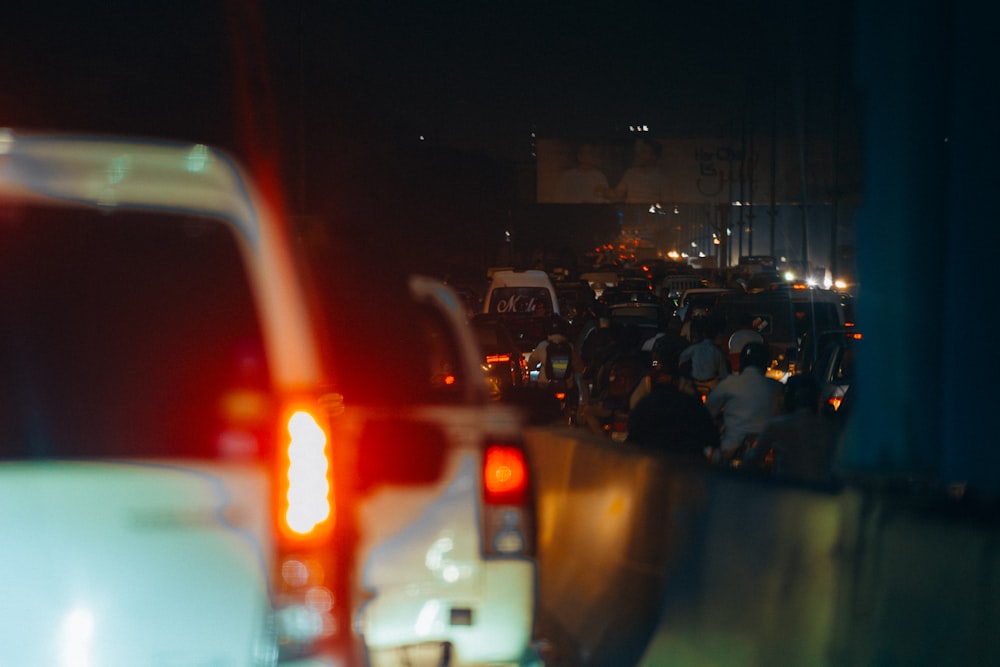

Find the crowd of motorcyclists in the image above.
[{"left": 466, "top": 256, "right": 853, "bottom": 485}]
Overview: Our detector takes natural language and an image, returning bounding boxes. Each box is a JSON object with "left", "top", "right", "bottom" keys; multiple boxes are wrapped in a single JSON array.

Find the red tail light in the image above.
[
  {"left": 484, "top": 445, "right": 528, "bottom": 505},
  {"left": 277, "top": 405, "right": 334, "bottom": 542},
  {"left": 486, "top": 353, "right": 512, "bottom": 364},
  {"left": 272, "top": 400, "right": 339, "bottom": 658},
  {"left": 482, "top": 442, "right": 535, "bottom": 556}
]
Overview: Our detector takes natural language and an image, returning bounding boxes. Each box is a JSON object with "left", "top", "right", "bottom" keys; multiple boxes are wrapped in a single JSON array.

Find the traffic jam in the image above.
[{"left": 2, "top": 2, "right": 992, "bottom": 666}]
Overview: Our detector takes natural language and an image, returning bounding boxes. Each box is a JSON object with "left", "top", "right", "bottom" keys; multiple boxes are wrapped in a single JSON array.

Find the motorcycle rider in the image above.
[
  {"left": 678, "top": 315, "right": 729, "bottom": 397},
  {"left": 742, "top": 373, "right": 840, "bottom": 482},
  {"left": 704, "top": 342, "right": 784, "bottom": 463},
  {"left": 626, "top": 335, "right": 718, "bottom": 462},
  {"left": 528, "top": 316, "right": 582, "bottom": 390}
]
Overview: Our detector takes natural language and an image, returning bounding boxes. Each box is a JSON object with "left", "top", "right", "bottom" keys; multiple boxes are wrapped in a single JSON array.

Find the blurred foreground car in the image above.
[
  {"left": 316, "top": 278, "right": 539, "bottom": 667},
  {"left": 0, "top": 129, "right": 538, "bottom": 667},
  {"left": 0, "top": 129, "right": 346, "bottom": 664}
]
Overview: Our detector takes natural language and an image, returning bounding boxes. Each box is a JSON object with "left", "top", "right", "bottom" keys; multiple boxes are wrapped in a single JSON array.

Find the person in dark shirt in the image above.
[
  {"left": 626, "top": 336, "right": 718, "bottom": 463},
  {"left": 742, "top": 373, "right": 839, "bottom": 483}
]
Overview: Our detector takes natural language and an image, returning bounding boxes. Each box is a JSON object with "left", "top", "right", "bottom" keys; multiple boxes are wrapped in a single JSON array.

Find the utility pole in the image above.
[{"left": 769, "top": 81, "right": 778, "bottom": 258}]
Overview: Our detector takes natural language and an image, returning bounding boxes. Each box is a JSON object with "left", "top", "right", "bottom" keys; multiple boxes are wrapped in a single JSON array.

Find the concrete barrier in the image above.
[{"left": 525, "top": 426, "right": 1000, "bottom": 666}]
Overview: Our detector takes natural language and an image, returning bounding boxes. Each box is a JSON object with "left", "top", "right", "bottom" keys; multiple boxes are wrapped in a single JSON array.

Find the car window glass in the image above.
[
  {"left": 0, "top": 207, "right": 267, "bottom": 460},
  {"left": 487, "top": 287, "right": 552, "bottom": 315}
]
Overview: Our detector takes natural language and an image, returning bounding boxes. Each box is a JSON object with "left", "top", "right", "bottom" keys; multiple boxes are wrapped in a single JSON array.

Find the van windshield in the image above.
[
  {"left": 487, "top": 287, "right": 553, "bottom": 316},
  {"left": 0, "top": 207, "right": 268, "bottom": 460}
]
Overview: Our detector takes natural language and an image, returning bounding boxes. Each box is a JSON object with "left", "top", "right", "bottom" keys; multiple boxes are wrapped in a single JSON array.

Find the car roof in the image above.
[{"left": 0, "top": 129, "right": 320, "bottom": 388}]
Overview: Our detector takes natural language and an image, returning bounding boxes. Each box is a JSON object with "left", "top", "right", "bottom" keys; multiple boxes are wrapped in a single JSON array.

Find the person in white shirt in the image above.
[
  {"left": 727, "top": 313, "right": 765, "bottom": 372},
  {"left": 704, "top": 342, "right": 784, "bottom": 462}
]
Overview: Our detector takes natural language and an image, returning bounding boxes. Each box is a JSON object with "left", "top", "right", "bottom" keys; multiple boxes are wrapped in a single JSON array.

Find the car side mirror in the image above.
[{"left": 355, "top": 418, "right": 447, "bottom": 492}]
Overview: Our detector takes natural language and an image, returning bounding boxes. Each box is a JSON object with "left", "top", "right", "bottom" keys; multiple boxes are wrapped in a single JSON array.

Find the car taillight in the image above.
[
  {"left": 273, "top": 402, "right": 339, "bottom": 660},
  {"left": 486, "top": 353, "right": 512, "bottom": 365},
  {"left": 482, "top": 443, "right": 535, "bottom": 557},
  {"left": 280, "top": 408, "right": 333, "bottom": 540}
]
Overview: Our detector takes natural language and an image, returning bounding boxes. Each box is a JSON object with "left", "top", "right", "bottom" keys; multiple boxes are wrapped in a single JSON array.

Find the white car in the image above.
[{"left": 0, "top": 129, "right": 539, "bottom": 666}]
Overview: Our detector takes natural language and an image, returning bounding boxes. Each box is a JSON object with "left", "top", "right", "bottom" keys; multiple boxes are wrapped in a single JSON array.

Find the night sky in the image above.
[{"left": 0, "top": 1, "right": 856, "bottom": 275}]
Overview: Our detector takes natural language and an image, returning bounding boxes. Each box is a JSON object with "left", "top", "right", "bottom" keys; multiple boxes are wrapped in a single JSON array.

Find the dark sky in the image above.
[
  {"left": 0, "top": 1, "right": 857, "bottom": 273},
  {"left": 1, "top": 2, "right": 851, "bottom": 144},
  {"left": 292, "top": 1, "right": 852, "bottom": 153}
]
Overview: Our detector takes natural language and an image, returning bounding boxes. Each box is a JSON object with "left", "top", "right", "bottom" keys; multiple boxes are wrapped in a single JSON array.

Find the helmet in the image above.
[
  {"left": 548, "top": 316, "right": 569, "bottom": 337},
  {"left": 740, "top": 342, "right": 770, "bottom": 371},
  {"left": 650, "top": 335, "right": 681, "bottom": 373}
]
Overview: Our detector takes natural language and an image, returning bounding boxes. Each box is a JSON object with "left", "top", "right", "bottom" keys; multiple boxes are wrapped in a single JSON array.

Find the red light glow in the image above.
[{"left": 483, "top": 445, "right": 528, "bottom": 505}]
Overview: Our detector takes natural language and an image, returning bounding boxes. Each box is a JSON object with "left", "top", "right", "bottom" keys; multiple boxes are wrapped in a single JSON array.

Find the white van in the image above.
[{"left": 482, "top": 269, "right": 560, "bottom": 316}]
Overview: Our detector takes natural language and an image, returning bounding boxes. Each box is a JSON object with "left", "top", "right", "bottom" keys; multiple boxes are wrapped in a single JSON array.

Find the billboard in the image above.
[{"left": 536, "top": 136, "right": 839, "bottom": 207}]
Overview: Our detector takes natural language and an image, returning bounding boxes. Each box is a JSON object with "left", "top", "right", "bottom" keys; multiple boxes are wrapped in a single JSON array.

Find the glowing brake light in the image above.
[
  {"left": 483, "top": 445, "right": 528, "bottom": 506},
  {"left": 481, "top": 442, "right": 534, "bottom": 556},
  {"left": 282, "top": 409, "right": 333, "bottom": 538},
  {"left": 486, "top": 353, "right": 512, "bottom": 364}
]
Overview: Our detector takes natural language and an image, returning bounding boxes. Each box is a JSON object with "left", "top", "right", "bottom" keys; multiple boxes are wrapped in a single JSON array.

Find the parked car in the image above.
[{"left": 0, "top": 129, "right": 539, "bottom": 667}]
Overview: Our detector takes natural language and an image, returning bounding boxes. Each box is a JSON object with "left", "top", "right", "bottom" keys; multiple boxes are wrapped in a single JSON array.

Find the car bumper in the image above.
[{"left": 357, "top": 559, "right": 536, "bottom": 665}]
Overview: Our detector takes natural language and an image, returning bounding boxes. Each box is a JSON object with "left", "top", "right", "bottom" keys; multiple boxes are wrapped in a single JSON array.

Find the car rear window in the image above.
[
  {"left": 0, "top": 207, "right": 268, "bottom": 460},
  {"left": 486, "top": 287, "right": 553, "bottom": 315},
  {"left": 793, "top": 302, "right": 842, "bottom": 339}
]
